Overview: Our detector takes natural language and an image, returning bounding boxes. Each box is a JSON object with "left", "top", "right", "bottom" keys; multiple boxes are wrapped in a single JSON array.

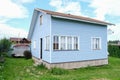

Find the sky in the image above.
[{"left": 0, "top": 0, "right": 120, "bottom": 41}]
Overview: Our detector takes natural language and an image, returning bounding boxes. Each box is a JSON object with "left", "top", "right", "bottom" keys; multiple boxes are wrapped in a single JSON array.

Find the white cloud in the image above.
[
  {"left": 0, "top": 0, "right": 28, "bottom": 19},
  {"left": 49, "top": 0, "right": 62, "bottom": 8},
  {"left": 0, "top": 18, "right": 9, "bottom": 24},
  {"left": 0, "top": 0, "right": 34, "bottom": 39},
  {"left": 108, "top": 24, "right": 120, "bottom": 40},
  {"left": 78, "top": 0, "right": 91, "bottom": 3},
  {"left": 49, "top": 0, "right": 81, "bottom": 15},
  {"left": 0, "top": 23, "right": 28, "bottom": 39},
  {"left": 16, "top": 0, "right": 34, "bottom": 3},
  {"left": 90, "top": 0, "right": 120, "bottom": 20}
]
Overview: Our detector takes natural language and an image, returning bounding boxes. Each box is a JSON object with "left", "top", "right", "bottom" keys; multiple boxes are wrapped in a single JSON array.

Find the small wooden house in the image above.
[{"left": 28, "top": 8, "right": 113, "bottom": 69}]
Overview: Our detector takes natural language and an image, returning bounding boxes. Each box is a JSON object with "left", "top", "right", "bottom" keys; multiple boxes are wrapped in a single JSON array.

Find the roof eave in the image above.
[
  {"left": 27, "top": 10, "right": 39, "bottom": 39},
  {"left": 51, "top": 15, "right": 114, "bottom": 26},
  {"left": 35, "top": 8, "right": 47, "bottom": 14},
  {"left": 35, "top": 8, "right": 115, "bottom": 26}
]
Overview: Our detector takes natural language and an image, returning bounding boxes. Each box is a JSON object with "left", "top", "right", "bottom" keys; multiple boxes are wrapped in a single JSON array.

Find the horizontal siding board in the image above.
[{"left": 51, "top": 17, "right": 107, "bottom": 63}]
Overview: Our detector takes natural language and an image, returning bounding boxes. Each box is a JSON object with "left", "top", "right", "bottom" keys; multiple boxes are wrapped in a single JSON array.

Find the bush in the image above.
[
  {"left": 108, "top": 45, "right": 120, "bottom": 58},
  {"left": 50, "top": 67, "right": 68, "bottom": 75},
  {"left": 23, "top": 50, "right": 32, "bottom": 59},
  {"left": 11, "top": 54, "right": 16, "bottom": 58},
  {"left": 0, "top": 38, "right": 12, "bottom": 56}
]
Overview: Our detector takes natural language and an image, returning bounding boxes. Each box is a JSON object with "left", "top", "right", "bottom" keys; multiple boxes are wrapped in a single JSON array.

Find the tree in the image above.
[{"left": 0, "top": 38, "right": 12, "bottom": 56}]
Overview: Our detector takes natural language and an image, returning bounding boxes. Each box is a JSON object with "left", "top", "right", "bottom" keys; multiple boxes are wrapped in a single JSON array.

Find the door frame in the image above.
[{"left": 40, "top": 38, "right": 42, "bottom": 59}]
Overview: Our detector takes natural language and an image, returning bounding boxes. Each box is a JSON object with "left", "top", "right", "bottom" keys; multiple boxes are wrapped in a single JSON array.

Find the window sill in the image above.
[
  {"left": 92, "top": 49, "right": 101, "bottom": 50},
  {"left": 53, "top": 49, "right": 79, "bottom": 51}
]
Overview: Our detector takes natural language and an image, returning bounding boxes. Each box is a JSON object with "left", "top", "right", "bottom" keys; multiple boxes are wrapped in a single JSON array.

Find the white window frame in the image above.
[
  {"left": 73, "top": 36, "right": 79, "bottom": 50},
  {"left": 33, "top": 40, "right": 36, "bottom": 49},
  {"left": 67, "top": 36, "right": 73, "bottom": 50},
  {"left": 53, "top": 36, "right": 59, "bottom": 50},
  {"left": 60, "top": 36, "right": 66, "bottom": 50},
  {"left": 40, "top": 15, "right": 43, "bottom": 25},
  {"left": 53, "top": 35, "right": 79, "bottom": 51},
  {"left": 91, "top": 37, "right": 101, "bottom": 50},
  {"left": 45, "top": 36, "right": 50, "bottom": 50}
]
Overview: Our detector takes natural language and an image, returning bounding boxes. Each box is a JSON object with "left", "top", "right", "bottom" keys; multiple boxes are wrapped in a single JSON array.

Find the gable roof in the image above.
[
  {"left": 28, "top": 8, "right": 114, "bottom": 39},
  {"left": 35, "top": 8, "right": 114, "bottom": 26},
  {"left": 10, "top": 37, "right": 31, "bottom": 43},
  {"left": 10, "top": 37, "right": 22, "bottom": 42}
]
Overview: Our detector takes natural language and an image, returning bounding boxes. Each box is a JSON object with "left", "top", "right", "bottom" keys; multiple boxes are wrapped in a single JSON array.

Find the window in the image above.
[
  {"left": 60, "top": 36, "right": 66, "bottom": 50},
  {"left": 67, "top": 37, "right": 72, "bottom": 50},
  {"left": 33, "top": 40, "right": 36, "bottom": 49},
  {"left": 46, "top": 36, "right": 50, "bottom": 50},
  {"left": 40, "top": 15, "right": 42, "bottom": 25},
  {"left": 53, "top": 36, "right": 59, "bottom": 50},
  {"left": 92, "top": 37, "right": 101, "bottom": 50},
  {"left": 73, "top": 37, "right": 78, "bottom": 50},
  {"left": 53, "top": 36, "right": 79, "bottom": 50}
]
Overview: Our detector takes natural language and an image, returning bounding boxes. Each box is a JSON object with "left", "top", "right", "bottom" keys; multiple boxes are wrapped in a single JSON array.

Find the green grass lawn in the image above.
[{"left": 0, "top": 57, "right": 120, "bottom": 80}]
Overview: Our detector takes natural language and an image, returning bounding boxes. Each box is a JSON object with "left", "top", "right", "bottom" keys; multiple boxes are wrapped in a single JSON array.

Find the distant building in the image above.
[
  {"left": 10, "top": 37, "right": 31, "bottom": 56},
  {"left": 10, "top": 37, "right": 22, "bottom": 44},
  {"left": 118, "top": 41, "right": 120, "bottom": 45},
  {"left": 12, "top": 44, "right": 30, "bottom": 56},
  {"left": 10, "top": 37, "right": 31, "bottom": 44}
]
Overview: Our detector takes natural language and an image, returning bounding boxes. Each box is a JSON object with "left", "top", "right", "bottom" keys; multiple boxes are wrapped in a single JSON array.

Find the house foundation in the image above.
[{"left": 32, "top": 57, "right": 108, "bottom": 69}]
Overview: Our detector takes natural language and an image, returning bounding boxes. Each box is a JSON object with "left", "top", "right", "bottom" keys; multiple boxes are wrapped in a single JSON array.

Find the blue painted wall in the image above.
[
  {"left": 31, "top": 12, "right": 51, "bottom": 62},
  {"left": 30, "top": 12, "right": 108, "bottom": 63},
  {"left": 51, "top": 17, "right": 107, "bottom": 63}
]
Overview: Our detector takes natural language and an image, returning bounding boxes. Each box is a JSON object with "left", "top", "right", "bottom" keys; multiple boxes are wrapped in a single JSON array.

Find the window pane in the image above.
[
  {"left": 73, "top": 37, "right": 78, "bottom": 50},
  {"left": 96, "top": 38, "right": 100, "bottom": 49},
  {"left": 53, "top": 36, "right": 59, "bottom": 50},
  {"left": 61, "top": 36, "right": 66, "bottom": 50},
  {"left": 93, "top": 38, "right": 95, "bottom": 49},
  {"left": 40, "top": 15, "right": 42, "bottom": 25},
  {"left": 67, "top": 37, "right": 72, "bottom": 50},
  {"left": 92, "top": 38, "right": 100, "bottom": 50}
]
